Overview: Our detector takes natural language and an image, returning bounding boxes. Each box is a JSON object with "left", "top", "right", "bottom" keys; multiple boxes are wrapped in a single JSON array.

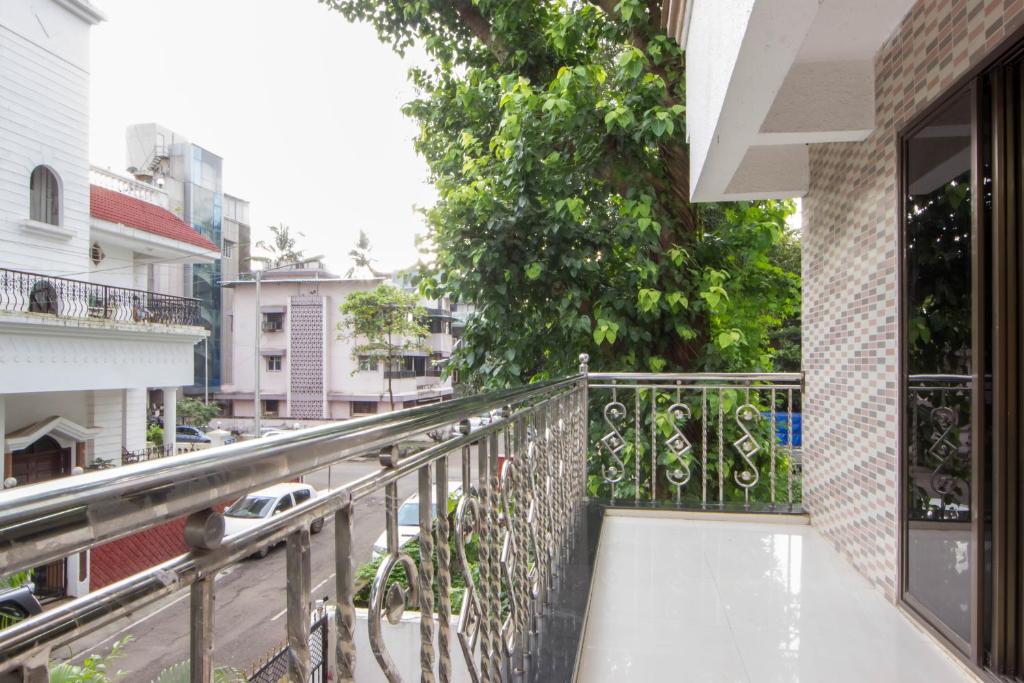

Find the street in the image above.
[{"left": 54, "top": 455, "right": 467, "bottom": 680}]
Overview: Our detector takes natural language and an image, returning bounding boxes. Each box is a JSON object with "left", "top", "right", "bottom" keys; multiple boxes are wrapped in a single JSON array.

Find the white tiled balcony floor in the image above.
[{"left": 576, "top": 513, "right": 975, "bottom": 682}]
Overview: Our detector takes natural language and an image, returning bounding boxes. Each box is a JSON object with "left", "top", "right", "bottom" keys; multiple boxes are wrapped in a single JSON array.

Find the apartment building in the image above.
[{"left": 217, "top": 264, "right": 453, "bottom": 425}]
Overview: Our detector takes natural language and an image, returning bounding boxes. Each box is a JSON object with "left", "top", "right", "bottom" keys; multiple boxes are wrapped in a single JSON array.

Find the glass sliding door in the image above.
[
  {"left": 902, "top": 87, "right": 976, "bottom": 649},
  {"left": 902, "top": 61, "right": 1024, "bottom": 679}
]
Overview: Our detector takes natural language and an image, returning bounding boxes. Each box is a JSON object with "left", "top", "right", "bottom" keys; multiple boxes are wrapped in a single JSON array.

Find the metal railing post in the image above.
[
  {"left": 417, "top": 465, "right": 436, "bottom": 682},
  {"left": 189, "top": 577, "right": 215, "bottom": 683},
  {"left": 334, "top": 499, "right": 357, "bottom": 682},
  {"left": 286, "top": 527, "right": 312, "bottom": 682}
]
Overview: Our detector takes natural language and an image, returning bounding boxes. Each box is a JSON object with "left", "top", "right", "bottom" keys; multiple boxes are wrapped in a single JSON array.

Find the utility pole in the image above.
[
  {"left": 204, "top": 337, "right": 209, "bottom": 403},
  {"left": 254, "top": 268, "right": 262, "bottom": 437}
]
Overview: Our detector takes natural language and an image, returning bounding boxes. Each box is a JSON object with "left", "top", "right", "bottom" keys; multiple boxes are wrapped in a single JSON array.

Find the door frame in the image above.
[{"left": 897, "top": 32, "right": 1024, "bottom": 680}]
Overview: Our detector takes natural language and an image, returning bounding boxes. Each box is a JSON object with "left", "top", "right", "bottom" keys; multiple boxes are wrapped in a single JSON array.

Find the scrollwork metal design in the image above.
[
  {"left": 599, "top": 401, "right": 627, "bottom": 485},
  {"left": 732, "top": 404, "right": 762, "bottom": 497},
  {"left": 367, "top": 551, "right": 420, "bottom": 683},
  {"left": 454, "top": 491, "right": 483, "bottom": 683},
  {"left": 927, "top": 406, "right": 966, "bottom": 498},
  {"left": 665, "top": 402, "right": 694, "bottom": 494}
]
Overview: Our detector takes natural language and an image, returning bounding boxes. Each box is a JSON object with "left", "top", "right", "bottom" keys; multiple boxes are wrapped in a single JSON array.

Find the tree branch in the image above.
[{"left": 454, "top": 0, "right": 509, "bottom": 62}]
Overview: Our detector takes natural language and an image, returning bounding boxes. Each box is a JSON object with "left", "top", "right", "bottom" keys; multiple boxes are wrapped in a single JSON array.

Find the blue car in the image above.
[{"left": 175, "top": 425, "right": 211, "bottom": 444}]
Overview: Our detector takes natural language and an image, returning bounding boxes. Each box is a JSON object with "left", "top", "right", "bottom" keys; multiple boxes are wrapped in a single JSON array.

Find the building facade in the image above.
[
  {"left": 125, "top": 123, "right": 247, "bottom": 396},
  {"left": 672, "top": 0, "right": 1024, "bottom": 676},
  {"left": 220, "top": 193, "right": 251, "bottom": 387},
  {"left": 217, "top": 266, "right": 454, "bottom": 427},
  {"left": 0, "top": 0, "right": 214, "bottom": 598}
]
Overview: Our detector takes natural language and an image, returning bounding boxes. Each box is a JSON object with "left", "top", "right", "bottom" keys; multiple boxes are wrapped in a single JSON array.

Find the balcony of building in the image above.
[{"left": 0, "top": 363, "right": 975, "bottom": 682}]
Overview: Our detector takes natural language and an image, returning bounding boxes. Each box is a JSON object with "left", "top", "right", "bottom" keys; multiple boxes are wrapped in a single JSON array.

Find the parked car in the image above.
[
  {"left": 174, "top": 425, "right": 210, "bottom": 444},
  {"left": 223, "top": 483, "right": 324, "bottom": 559},
  {"left": 372, "top": 482, "right": 463, "bottom": 558},
  {"left": 0, "top": 584, "right": 42, "bottom": 625}
]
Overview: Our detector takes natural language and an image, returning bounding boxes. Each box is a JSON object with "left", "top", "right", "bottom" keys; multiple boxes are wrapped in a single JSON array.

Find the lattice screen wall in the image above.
[{"left": 288, "top": 295, "right": 325, "bottom": 419}]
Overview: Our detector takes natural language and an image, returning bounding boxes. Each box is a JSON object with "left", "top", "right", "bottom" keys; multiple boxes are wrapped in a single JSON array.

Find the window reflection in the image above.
[{"left": 903, "top": 88, "right": 973, "bottom": 644}]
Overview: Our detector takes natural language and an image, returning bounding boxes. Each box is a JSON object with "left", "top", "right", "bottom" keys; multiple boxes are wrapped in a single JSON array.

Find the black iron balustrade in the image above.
[
  {"left": 0, "top": 267, "right": 202, "bottom": 327},
  {"left": 121, "top": 444, "right": 175, "bottom": 464}
]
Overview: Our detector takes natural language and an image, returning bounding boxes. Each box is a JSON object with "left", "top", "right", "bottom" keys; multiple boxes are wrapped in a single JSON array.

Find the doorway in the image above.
[
  {"left": 11, "top": 435, "right": 71, "bottom": 600},
  {"left": 901, "top": 62, "right": 1024, "bottom": 679}
]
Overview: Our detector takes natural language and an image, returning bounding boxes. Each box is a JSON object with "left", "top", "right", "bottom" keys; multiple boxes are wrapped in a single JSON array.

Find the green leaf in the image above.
[{"left": 525, "top": 262, "right": 543, "bottom": 280}]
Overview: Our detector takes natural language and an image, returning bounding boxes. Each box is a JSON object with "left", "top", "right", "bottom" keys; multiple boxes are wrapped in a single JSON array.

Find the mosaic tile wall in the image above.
[{"left": 802, "top": 0, "right": 1024, "bottom": 601}]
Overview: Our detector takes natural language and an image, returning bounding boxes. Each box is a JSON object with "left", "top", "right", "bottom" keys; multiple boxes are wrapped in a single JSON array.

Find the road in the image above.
[{"left": 54, "top": 455, "right": 467, "bottom": 680}]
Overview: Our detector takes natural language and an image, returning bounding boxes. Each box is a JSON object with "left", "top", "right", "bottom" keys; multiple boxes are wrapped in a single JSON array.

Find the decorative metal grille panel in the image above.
[
  {"left": 288, "top": 296, "right": 325, "bottom": 419},
  {"left": 248, "top": 613, "right": 327, "bottom": 683}
]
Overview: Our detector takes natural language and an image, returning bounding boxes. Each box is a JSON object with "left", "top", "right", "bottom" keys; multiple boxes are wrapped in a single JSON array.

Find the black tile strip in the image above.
[{"left": 519, "top": 501, "right": 605, "bottom": 683}]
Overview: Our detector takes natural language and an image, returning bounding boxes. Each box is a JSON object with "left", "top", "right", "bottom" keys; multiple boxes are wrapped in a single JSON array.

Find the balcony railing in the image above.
[
  {"left": 89, "top": 166, "right": 169, "bottom": 209},
  {"left": 120, "top": 445, "right": 176, "bottom": 465},
  {"left": 0, "top": 267, "right": 202, "bottom": 327},
  {"left": 383, "top": 369, "right": 418, "bottom": 379},
  {"left": 588, "top": 371, "right": 802, "bottom": 511},
  {"left": 0, "top": 358, "right": 802, "bottom": 682}
]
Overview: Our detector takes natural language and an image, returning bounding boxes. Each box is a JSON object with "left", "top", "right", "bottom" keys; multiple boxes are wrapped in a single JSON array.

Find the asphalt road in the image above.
[{"left": 55, "top": 455, "right": 467, "bottom": 680}]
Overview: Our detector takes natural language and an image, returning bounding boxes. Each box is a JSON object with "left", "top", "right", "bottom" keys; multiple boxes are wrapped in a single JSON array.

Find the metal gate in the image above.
[{"left": 248, "top": 613, "right": 328, "bottom": 683}]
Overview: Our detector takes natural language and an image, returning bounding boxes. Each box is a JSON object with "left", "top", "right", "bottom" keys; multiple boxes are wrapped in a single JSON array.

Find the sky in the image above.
[{"left": 89, "top": 0, "right": 435, "bottom": 274}]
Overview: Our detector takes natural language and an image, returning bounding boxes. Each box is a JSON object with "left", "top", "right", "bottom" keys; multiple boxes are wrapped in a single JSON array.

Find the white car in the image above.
[
  {"left": 223, "top": 483, "right": 324, "bottom": 558},
  {"left": 372, "top": 482, "right": 463, "bottom": 558},
  {"left": 446, "top": 413, "right": 496, "bottom": 439}
]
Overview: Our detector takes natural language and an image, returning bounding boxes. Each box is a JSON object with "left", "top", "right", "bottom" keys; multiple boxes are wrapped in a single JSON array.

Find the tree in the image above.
[
  {"left": 345, "top": 229, "right": 389, "bottom": 278},
  {"left": 252, "top": 223, "right": 306, "bottom": 268},
  {"left": 324, "top": 0, "right": 800, "bottom": 389},
  {"left": 176, "top": 398, "right": 221, "bottom": 429},
  {"left": 337, "top": 284, "right": 429, "bottom": 410}
]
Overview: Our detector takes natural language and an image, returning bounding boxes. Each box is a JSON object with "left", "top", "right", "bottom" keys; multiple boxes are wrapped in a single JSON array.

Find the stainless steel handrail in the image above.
[
  {"left": 0, "top": 408, "right": 569, "bottom": 665},
  {"left": 0, "top": 373, "right": 588, "bottom": 681},
  {"left": 588, "top": 371, "right": 802, "bottom": 381},
  {"left": 0, "top": 376, "right": 581, "bottom": 575}
]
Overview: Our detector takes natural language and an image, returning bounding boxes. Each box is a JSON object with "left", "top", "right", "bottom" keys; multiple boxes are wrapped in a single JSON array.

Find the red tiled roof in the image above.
[{"left": 90, "top": 185, "right": 219, "bottom": 252}]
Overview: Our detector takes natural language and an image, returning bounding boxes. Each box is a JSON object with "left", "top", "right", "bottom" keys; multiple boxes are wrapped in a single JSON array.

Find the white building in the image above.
[
  {"left": 217, "top": 265, "right": 454, "bottom": 426},
  {"left": 0, "top": 0, "right": 216, "bottom": 598}
]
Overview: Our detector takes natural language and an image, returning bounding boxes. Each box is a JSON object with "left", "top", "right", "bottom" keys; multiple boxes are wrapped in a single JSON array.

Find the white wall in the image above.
[
  {"left": 0, "top": 2, "right": 95, "bottom": 276},
  {"left": 685, "top": 0, "right": 756, "bottom": 197},
  {"left": 150, "top": 262, "right": 187, "bottom": 297},
  {"left": 5, "top": 390, "right": 89, "bottom": 432},
  {"left": 89, "top": 239, "right": 135, "bottom": 288},
  {"left": 88, "top": 389, "right": 122, "bottom": 462},
  {"left": 0, "top": 318, "right": 200, "bottom": 393},
  {"left": 125, "top": 388, "right": 146, "bottom": 451}
]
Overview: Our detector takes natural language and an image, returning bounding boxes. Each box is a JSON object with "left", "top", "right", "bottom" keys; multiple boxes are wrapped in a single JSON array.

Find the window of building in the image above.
[
  {"left": 265, "top": 355, "right": 282, "bottom": 371},
  {"left": 262, "top": 399, "right": 280, "bottom": 416},
  {"left": 428, "top": 316, "right": 451, "bottom": 334},
  {"left": 358, "top": 356, "right": 379, "bottom": 371},
  {"left": 352, "top": 401, "right": 377, "bottom": 415},
  {"left": 30, "top": 166, "right": 60, "bottom": 226},
  {"left": 262, "top": 312, "right": 284, "bottom": 332},
  {"left": 223, "top": 240, "right": 235, "bottom": 258},
  {"left": 90, "top": 242, "right": 105, "bottom": 266}
]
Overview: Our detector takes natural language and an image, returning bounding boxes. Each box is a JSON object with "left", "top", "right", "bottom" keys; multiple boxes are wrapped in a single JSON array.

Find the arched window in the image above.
[{"left": 29, "top": 166, "right": 60, "bottom": 226}]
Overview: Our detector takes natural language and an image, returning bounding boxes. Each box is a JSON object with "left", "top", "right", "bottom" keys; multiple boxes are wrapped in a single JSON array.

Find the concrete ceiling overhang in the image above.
[{"left": 681, "top": 0, "right": 915, "bottom": 202}]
